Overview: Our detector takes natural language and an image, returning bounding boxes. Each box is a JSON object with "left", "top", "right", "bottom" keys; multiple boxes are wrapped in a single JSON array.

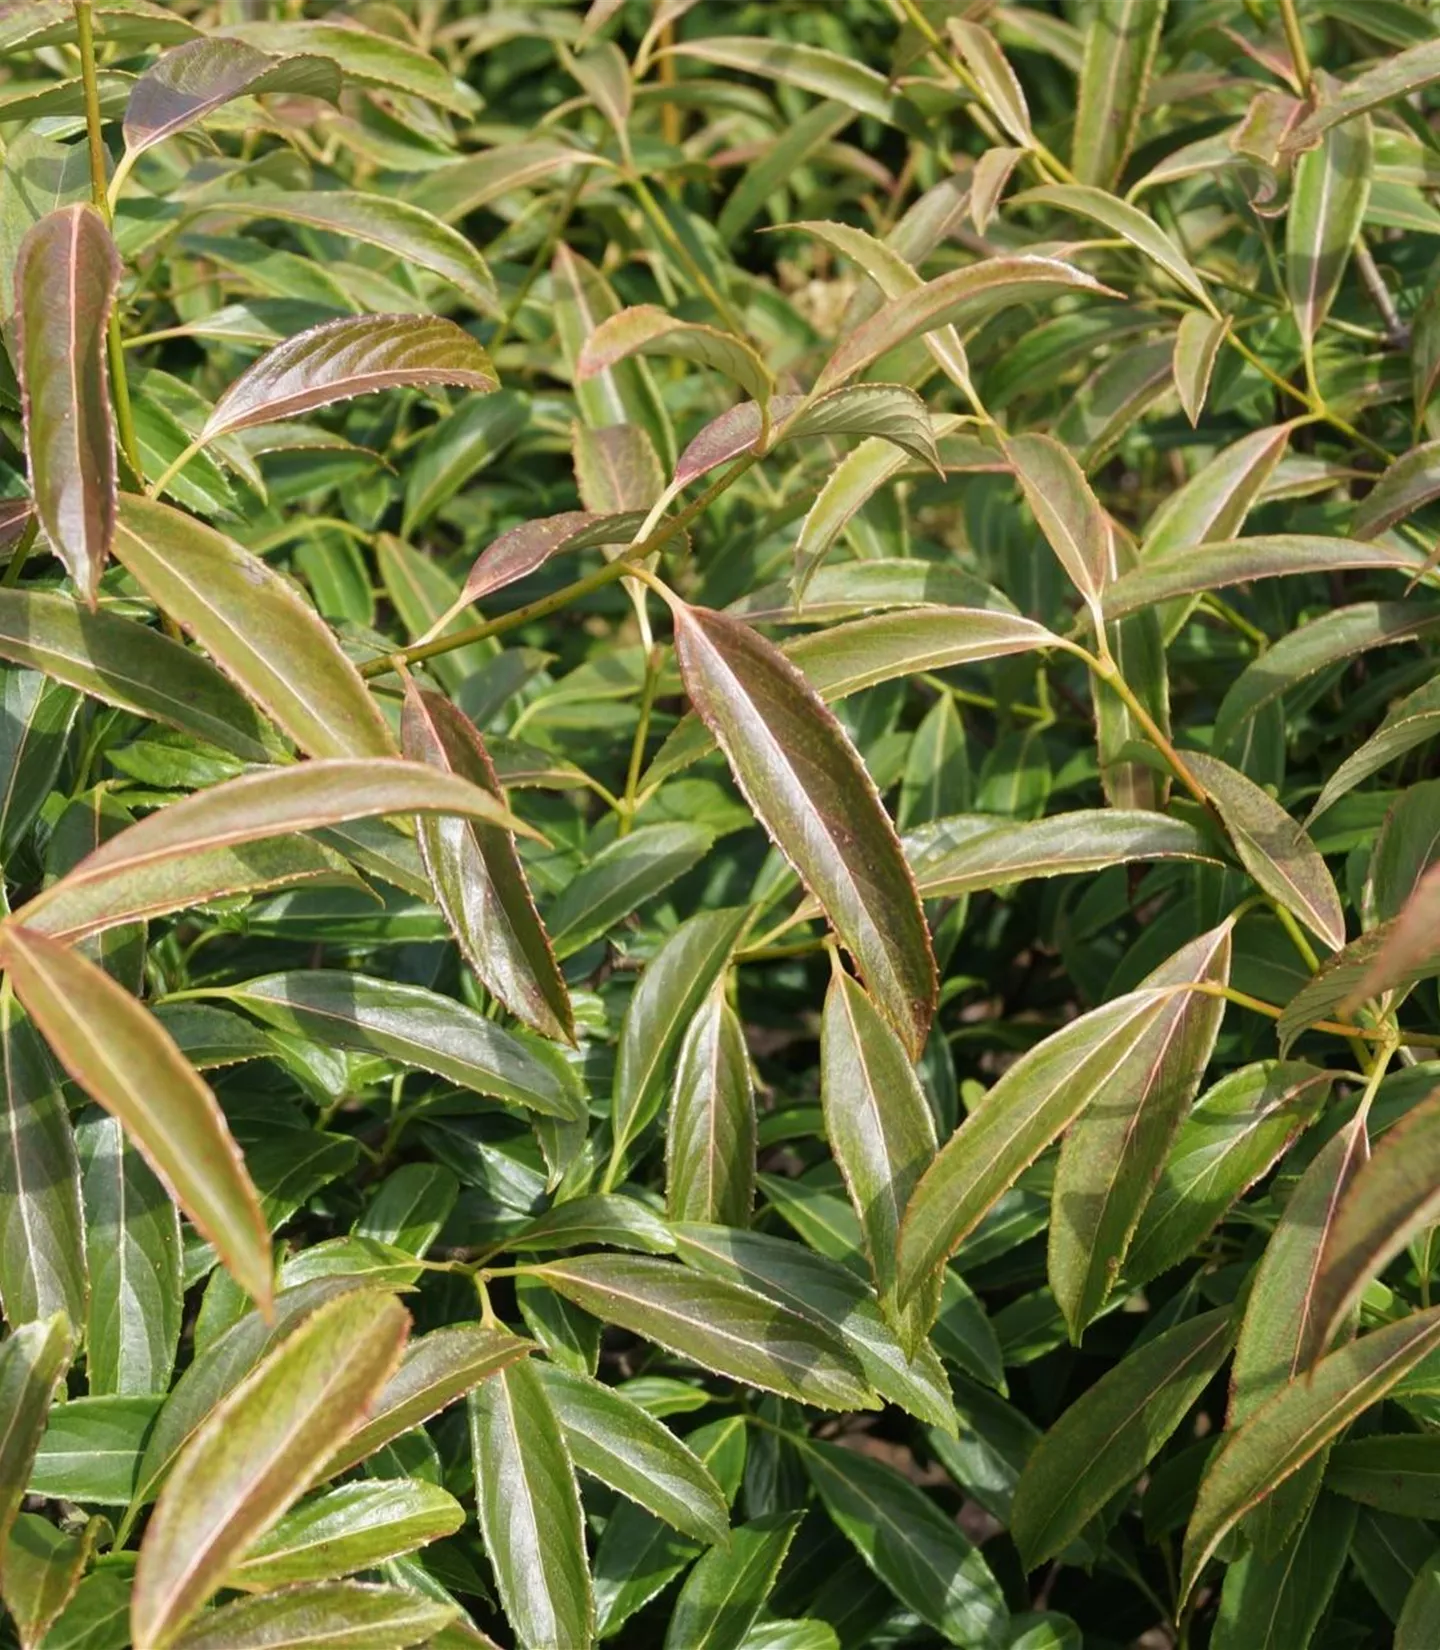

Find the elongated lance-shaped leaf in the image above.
[
  {"left": 897, "top": 931, "right": 1228, "bottom": 1308},
  {"left": 1352, "top": 440, "right": 1440, "bottom": 539},
  {"left": 223, "top": 972, "right": 582, "bottom": 1120},
  {"left": 1183, "top": 1306, "right": 1440, "bottom": 1600},
  {"left": 1049, "top": 923, "right": 1232, "bottom": 1339},
  {"left": 0, "top": 590, "right": 282, "bottom": 763},
  {"left": 669, "top": 601, "right": 935, "bottom": 1059},
  {"left": 1400, "top": 1563, "right": 1440, "bottom": 1650},
  {"left": 453, "top": 510, "right": 645, "bottom": 612},
  {"left": 0, "top": 989, "right": 86, "bottom": 1329},
  {"left": 17, "top": 757, "right": 533, "bottom": 942},
  {"left": 402, "top": 686, "right": 570, "bottom": 1043},
  {"left": 799, "top": 1438, "right": 1007, "bottom": 1646},
  {"left": 814, "top": 256, "right": 1119, "bottom": 394},
  {"left": 131, "top": 1290, "right": 410, "bottom": 1649},
  {"left": 0, "top": 926, "right": 272, "bottom": 1312},
  {"left": 1283, "top": 38, "right": 1440, "bottom": 150},
  {"left": 529, "top": 1253, "right": 875, "bottom": 1411},
  {"left": 949, "top": 19, "right": 1030, "bottom": 142},
  {"left": 1186, "top": 752, "right": 1345, "bottom": 951},
  {"left": 535, "top": 1362, "right": 729, "bottom": 1545},
  {"left": 201, "top": 314, "right": 496, "bottom": 445},
  {"left": 1339, "top": 861, "right": 1440, "bottom": 1012},
  {"left": 822, "top": 967, "right": 938, "bottom": 1351},
  {"left": 1141, "top": 424, "right": 1295, "bottom": 559},
  {"left": 1007, "top": 433, "right": 1111, "bottom": 619},
  {"left": 3, "top": 1510, "right": 101, "bottom": 1650},
  {"left": 1310, "top": 674, "right": 1440, "bottom": 821},
  {"left": 612, "top": 908, "right": 749, "bottom": 1185},
  {"left": 1304, "top": 1084, "right": 1440, "bottom": 1361},
  {"left": 1287, "top": 104, "right": 1373, "bottom": 349},
  {"left": 0, "top": 1315, "right": 71, "bottom": 1578},
  {"left": 1211, "top": 1494, "right": 1356, "bottom": 1650},
  {"left": 165, "top": 1582, "right": 457, "bottom": 1650},
  {"left": 1072, "top": 0, "right": 1166, "bottom": 186},
  {"left": 318, "top": 1322, "right": 533, "bottom": 1480},
  {"left": 469, "top": 1357, "right": 593, "bottom": 1650},
  {"left": 1012, "top": 1309, "right": 1235, "bottom": 1570},
  {"left": 123, "top": 35, "right": 340, "bottom": 156},
  {"left": 112, "top": 497, "right": 393, "bottom": 759},
  {"left": 1173, "top": 311, "right": 1229, "bottom": 425},
  {"left": 1014, "top": 185, "right": 1209, "bottom": 306},
  {"left": 665, "top": 985, "right": 756, "bottom": 1230},
  {"left": 578, "top": 306, "right": 773, "bottom": 409},
  {"left": 663, "top": 1513, "right": 800, "bottom": 1650},
  {"left": 15, "top": 204, "right": 119, "bottom": 606}
]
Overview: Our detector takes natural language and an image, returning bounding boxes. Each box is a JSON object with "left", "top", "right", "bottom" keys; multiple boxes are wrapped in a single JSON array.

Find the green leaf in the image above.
[
  {"left": 319, "top": 1322, "right": 534, "bottom": 1480},
  {"left": 1173, "top": 311, "right": 1229, "bottom": 425},
  {"left": 1284, "top": 38, "right": 1440, "bottom": 149},
  {"left": 402, "top": 685, "right": 572, "bottom": 1044},
  {"left": 0, "top": 132, "right": 93, "bottom": 334},
  {"left": 1049, "top": 923, "right": 1231, "bottom": 1338},
  {"left": 198, "top": 191, "right": 495, "bottom": 314},
  {"left": 822, "top": 968, "right": 937, "bottom": 1347},
  {"left": 402, "top": 390, "right": 529, "bottom": 537},
  {"left": 112, "top": 497, "right": 393, "bottom": 759},
  {"left": 800, "top": 1439, "right": 1007, "bottom": 1646},
  {"left": 468, "top": 1357, "right": 594, "bottom": 1650},
  {"left": 1006, "top": 432, "right": 1111, "bottom": 616},
  {"left": 530, "top": 1253, "right": 875, "bottom": 1411},
  {"left": 229, "top": 1478, "right": 465, "bottom": 1588},
  {"left": 19, "top": 758, "right": 531, "bottom": 942},
  {"left": 663, "top": 1514, "right": 801, "bottom": 1650},
  {"left": 1126, "top": 1062, "right": 1334, "bottom": 1288},
  {"left": 1327, "top": 1436, "right": 1440, "bottom": 1517},
  {"left": 122, "top": 36, "right": 341, "bottom": 157},
  {"left": 132, "top": 1290, "right": 410, "bottom": 1648},
  {"left": 1141, "top": 425, "right": 1294, "bottom": 560},
  {"left": 948, "top": 20, "right": 1030, "bottom": 143},
  {"left": 1287, "top": 106, "right": 1373, "bottom": 348},
  {"left": 29, "top": 1392, "right": 159, "bottom": 1505},
  {"left": 670, "top": 600, "right": 935, "bottom": 1059},
  {"left": 1012, "top": 1308, "right": 1234, "bottom": 1570},
  {"left": 1310, "top": 673, "right": 1440, "bottom": 820},
  {"left": 77, "top": 1115, "right": 182, "bottom": 1397},
  {"left": 1399, "top": 1562, "right": 1440, "bottom": 1650},
  {"left": 545, "top": 823, "right": 715, "bottom": 961},
  {"left": 536, "top": 1362, "right": 729, "bottom": 1544},
  {"left": 165, "top": 1582, "right": 456, "bottom": 1650},
  {"left": 0, "top": 927, "right": 272, "bottom": 1312},
  {"left": 1071, "top": 0, "right": 1166, "bottom": 186},
  {"left": 224, "top": 971, "right": 583, "bottom": 1120},
  {"left": 2, "top": 1512, "right": 97, "bottom": 1650},
  {"left": 898, "top": 932, "right": 1229, "bottom": 1307},
  {"left": 1014, "top": 185, "right": 1208, "bottom": 306},
  {"left": 14, "top": 205, "right": 118, "bottom": 605},
  {"left": 779, "top": 386, "right": 940, "bottom": 472},
  {"left": 1354, "top": 440, "right": 1440, "bottom": 538},
  {"left": 579, "top": 307, "right": 773, "bottom": 410},
  {"left": 1182, "top": 1306, "right": 1440, "bottom": 1598},
  {"left": 665, "top": 987, "right": 756, "bottom": 1229},
  {"left": 814, "top": 257, "right": 1117, "bottom": 395},
  {"left": 0, "top": 591, "right": 281, "bottom": 763},
  {"left": 0, "top": 1315, "right": 71, "bottom": 1571},
  {"left": 1210, "top": 1493, "right": 1357, "bottom": 1650},
  {"left": 612, "top": 908, "right": 749, "bottom": 1182},
  {"left": 34, "top": 1567, "right": 131, "bottom": 1650},
  {"left": 1186, "top": 752, "right": 1345, "bottom": 950},
  {"left": 0, "top": 991, "right": 86, "bottom": 1328}
]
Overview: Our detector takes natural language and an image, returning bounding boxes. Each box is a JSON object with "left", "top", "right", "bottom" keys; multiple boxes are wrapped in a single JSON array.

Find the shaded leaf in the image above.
[
  {"left": 663, "top": 1514, "right": 800, "bottom": 1650},
  {"left": 0, "top": 1315, "right": 71, "bottom": 1572}
]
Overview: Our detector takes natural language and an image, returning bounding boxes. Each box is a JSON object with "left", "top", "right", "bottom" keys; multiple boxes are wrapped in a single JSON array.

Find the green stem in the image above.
[
  {"left": 3, "top": 517, "right": 38, "bottom": 587},
  {"left": 147, "top": 435, "right": 207, "bottom": 502},
  {"left": 1085, "top": 647, "right": 1209, "bottom": 808},
  {"left": 620, "top": 643, "right": 664, "bottom": 836},
  {"left": 1277, "top": 0, "right": 1314, "bottom": 94},
  {"left": 488, "top": 170, "right": 584, "bottom": 361},
  {"left": 360, "top": 451, "right": 759, "bottom": 681},
  {"left": 75, "top": 0, "right": 143, "bottom": 484}
]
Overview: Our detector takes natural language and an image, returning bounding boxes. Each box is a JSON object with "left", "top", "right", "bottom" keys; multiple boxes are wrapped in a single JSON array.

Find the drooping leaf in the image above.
[
  {"left": 579, "top": 307, "right": 773, "bottom": 410},
  {"left": 15, "top": 205, "right": 119, "bottom": 605},
  {"left": 1174, "top": 311, "right": 1229, "bottom": 425},
  {"left": 131, "top": 1291, "right": 410, "bottom": 1648},
  {"left": 0, "top": 927, "right": 272, "bottom": 1312},
  {"left": 1284, "top": 38, "right": 1440, "bottom": 149},
  {"left": 948, "top": 20, "right": 1030, "bottom": 143},
  {"left": 1287, "top": 107, "right": 1373, "bottom": 350},
  {"left": 669, "top": 600, "right": 935, "bottom": 1058}
]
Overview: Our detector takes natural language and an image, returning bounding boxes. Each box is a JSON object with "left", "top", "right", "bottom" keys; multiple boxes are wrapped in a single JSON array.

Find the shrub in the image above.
[{"left": 3, "top": 2, "right": 1440, "bottom": 1647}]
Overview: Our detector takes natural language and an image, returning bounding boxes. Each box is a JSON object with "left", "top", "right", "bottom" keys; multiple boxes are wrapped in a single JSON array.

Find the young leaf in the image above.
[
  {"left": 0, "top": 1315, "right": 71, "bottom": 1571},
  {"left": 1012, "top": 1309, "right": 1234, "bottom": 1570},
  {"left": 800, "top": 1439, "right": 1007, "bottom": 1645},
  {"left": 1185, "top": 752, "right": 1345, "bottom": 950},
  {"left": 821, "top": 968, "right": 937, "bottom": 1347},
  {"left": 113, "top": 497, "right": 394, "bottom": 760},
  {"left": 468, "top": 1357, "right": 594, "bottom": 1650},
  {"left": 199, "top": 315, "right": 497, "bottom": 443},
  {"left": 131, "top": 1291, "right": 410, "bottom": 1648},
  {"left": 1140, "top": 424, "right": 1294, "bottom": 559},
  {"left": 536, "top": 1363, "right": 729, "bottom": 1545},
  {"left": 669, "top": 601, "right": 935, "bottom": 1059},
  {"left": 402, "top": 685, "right": 572, "bottom": 1044},
  {"left": 0, "top": 926, "right": 272, "bottom": 1313},
  {"left": 529, "top": 1254, "right": 874, "bottom": 1411},
  {"left": 662, "top": 1514, "right": 801, "bottom": 1650},
  {"left": 1072, "top": 0, "right": 1166, "bottom": 186},
  {"left": 1182, "top": 1307, "right": 1440, "bottom": 1599},
  {"left": 665, "top": 986, "right": 756, "bottom": 1229},
  {"left": 1048, "top": 923, "right": 1232, "bottom": 1339},
  {"left": 15, "top": 204, "right": 119, "bottom": 605},
  {"left": 0, "top": 991, "right": 87, "bottom": 1329},
  {"left": 453, "top": 511, "right": 644, "bottom": 610},
  {"left": 579, "top": 307, "right": 773, "bottom": 409},
  {"left": 123, "top": 35, "right": 341, "bottom": 157}
]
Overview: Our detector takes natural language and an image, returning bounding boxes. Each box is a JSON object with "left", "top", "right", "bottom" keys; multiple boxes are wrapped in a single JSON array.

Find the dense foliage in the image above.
[{"left": 11, "top": 0, "right": 1440, "bottom": 1646}]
